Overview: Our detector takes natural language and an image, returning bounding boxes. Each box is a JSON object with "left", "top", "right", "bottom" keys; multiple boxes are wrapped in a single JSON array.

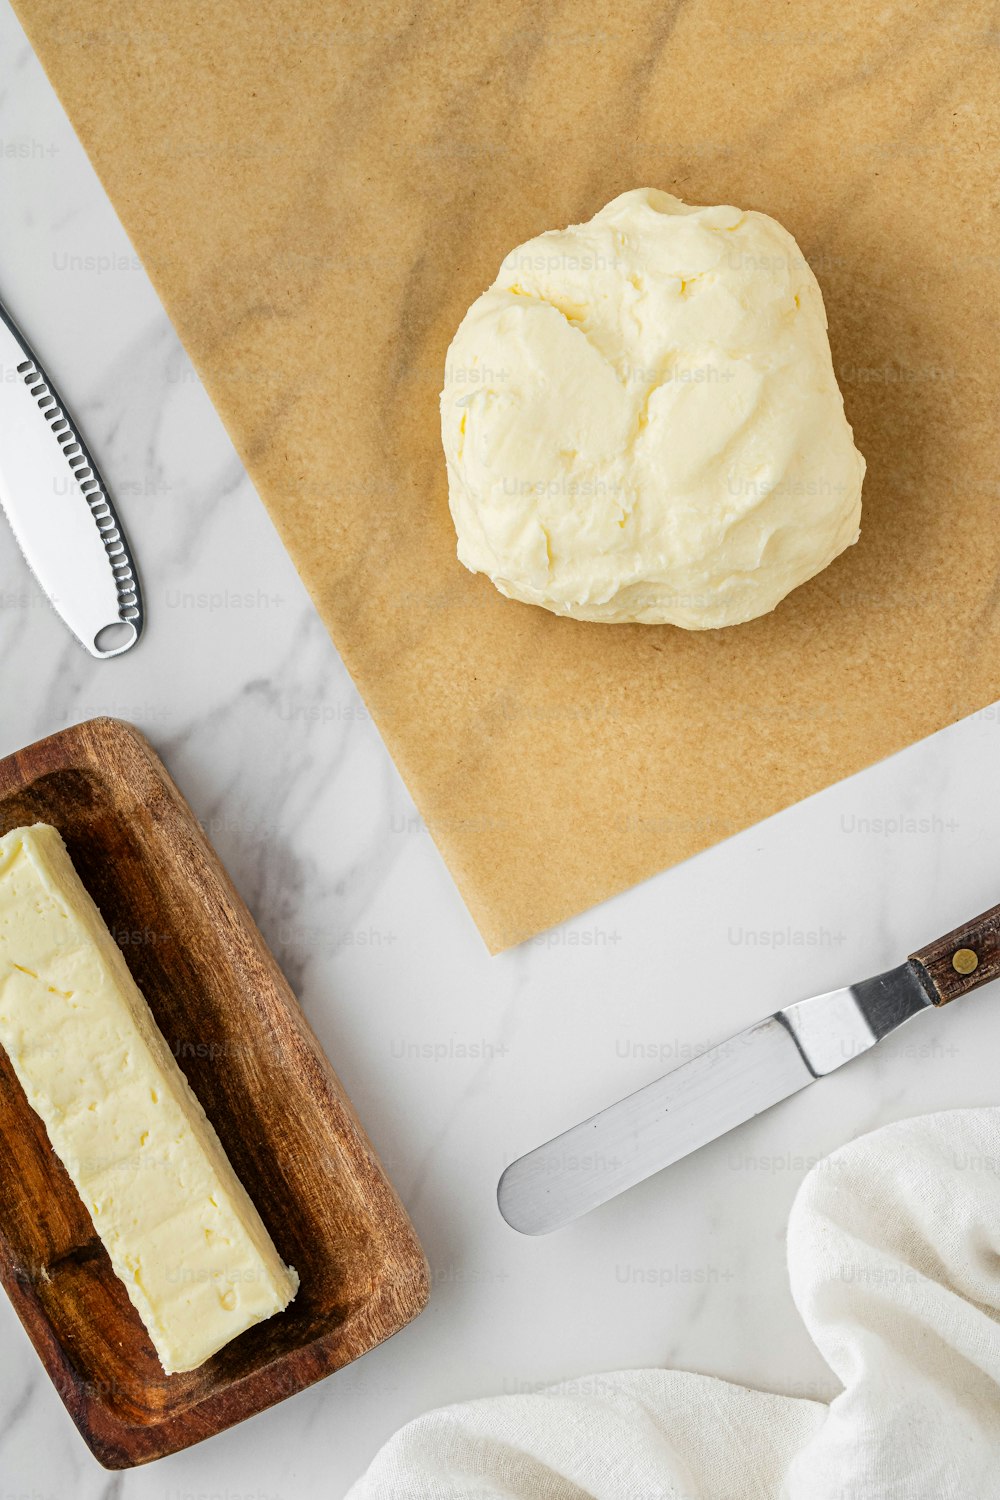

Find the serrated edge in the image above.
[{"left": 14, "top": 353, "right": 142, "bottom": 628}]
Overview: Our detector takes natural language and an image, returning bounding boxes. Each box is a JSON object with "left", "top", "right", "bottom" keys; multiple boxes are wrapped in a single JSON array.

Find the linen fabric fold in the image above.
[{"left": 349, "top": 1109, "right": 1000, "bottom": 1499}]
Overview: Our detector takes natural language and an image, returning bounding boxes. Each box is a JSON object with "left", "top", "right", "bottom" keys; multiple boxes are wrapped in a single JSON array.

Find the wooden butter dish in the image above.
[{"left": 0, "top": 717, "right": 428, "bottom": 1467}]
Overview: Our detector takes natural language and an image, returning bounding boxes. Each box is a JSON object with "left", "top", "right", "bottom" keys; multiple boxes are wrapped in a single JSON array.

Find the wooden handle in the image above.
[{"left": 909, "top": 902, "right": 1000, "bottom": 1005}]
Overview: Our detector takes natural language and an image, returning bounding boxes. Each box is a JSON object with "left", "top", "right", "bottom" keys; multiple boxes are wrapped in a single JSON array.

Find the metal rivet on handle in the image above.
[{"left": 952, "top": 948, "right": 979, "bottom": 975}]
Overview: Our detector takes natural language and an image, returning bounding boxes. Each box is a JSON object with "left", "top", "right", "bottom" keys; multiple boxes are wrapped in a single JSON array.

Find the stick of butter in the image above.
[{"left": 0, "top": 823, "right": 298, "bottom": 1374}]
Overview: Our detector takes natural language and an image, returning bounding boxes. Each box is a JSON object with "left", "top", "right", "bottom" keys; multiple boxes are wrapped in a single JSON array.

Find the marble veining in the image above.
[{"left": 2, "top": 3, "right": 1000, "bottom": 1496}]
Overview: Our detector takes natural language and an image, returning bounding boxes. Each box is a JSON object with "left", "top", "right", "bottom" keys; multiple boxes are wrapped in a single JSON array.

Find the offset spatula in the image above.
[
  {"left": 0, "top": 295, "right": 143, "bottom": 657},
  {"left": 498, "top": 902, "right": 1000, "bottom": 1234}
]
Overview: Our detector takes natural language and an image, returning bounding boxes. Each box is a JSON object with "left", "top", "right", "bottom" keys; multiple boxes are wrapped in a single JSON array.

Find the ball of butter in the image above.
[{"left": 440, "top": 189, "right": 864, "bottom": 628}]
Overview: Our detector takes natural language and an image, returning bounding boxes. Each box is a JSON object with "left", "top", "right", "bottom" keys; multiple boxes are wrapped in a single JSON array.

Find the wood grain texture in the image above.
[
  {"left": 910, "top": 903, "right": 1000, "bottom": 1007},
  {"left": 0, "top": 718, "right": 428, "bottom": 1469},
  {"left": 9, "top": 0, "right": 1000, "bottom": 950}
]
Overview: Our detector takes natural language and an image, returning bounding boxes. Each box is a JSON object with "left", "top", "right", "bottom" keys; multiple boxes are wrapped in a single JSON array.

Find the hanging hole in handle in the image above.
[{"left": 93, "top": 620, "right": 139, "bottom": 658}]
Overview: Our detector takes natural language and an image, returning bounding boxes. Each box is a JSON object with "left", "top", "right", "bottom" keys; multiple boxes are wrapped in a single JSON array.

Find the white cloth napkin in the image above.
[{"left": 347, "top": 1109, "right": 1000, "bottom": 1499}]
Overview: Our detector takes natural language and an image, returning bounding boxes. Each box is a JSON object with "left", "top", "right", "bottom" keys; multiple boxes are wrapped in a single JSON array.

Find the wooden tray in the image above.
[{"left": 0, "top": 718, "right": 429, "bottom": 1468}]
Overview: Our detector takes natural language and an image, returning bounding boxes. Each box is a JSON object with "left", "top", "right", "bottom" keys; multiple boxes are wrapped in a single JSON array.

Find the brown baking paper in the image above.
[{"left": 13, "top": 0, "right": 1000, "bottom": 950}]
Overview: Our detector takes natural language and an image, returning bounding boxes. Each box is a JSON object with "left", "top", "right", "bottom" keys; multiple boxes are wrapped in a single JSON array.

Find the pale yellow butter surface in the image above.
[
  {"left": 0, "top": 823, "right": 298, "bottom": 1374},
  {"left": 442, "top": 188, "right": 865, "bottom": 628}
]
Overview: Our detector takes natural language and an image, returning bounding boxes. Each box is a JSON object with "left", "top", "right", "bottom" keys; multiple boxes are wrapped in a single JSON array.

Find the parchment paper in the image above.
[{"left": 13, "top": 0, "right": 1000, "bottom": 950}]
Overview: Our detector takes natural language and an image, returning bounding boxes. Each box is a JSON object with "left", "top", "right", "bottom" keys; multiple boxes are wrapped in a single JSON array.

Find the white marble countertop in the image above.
[{"left": 2, "top": 5, "right": 1000, "bottom": 1495}]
